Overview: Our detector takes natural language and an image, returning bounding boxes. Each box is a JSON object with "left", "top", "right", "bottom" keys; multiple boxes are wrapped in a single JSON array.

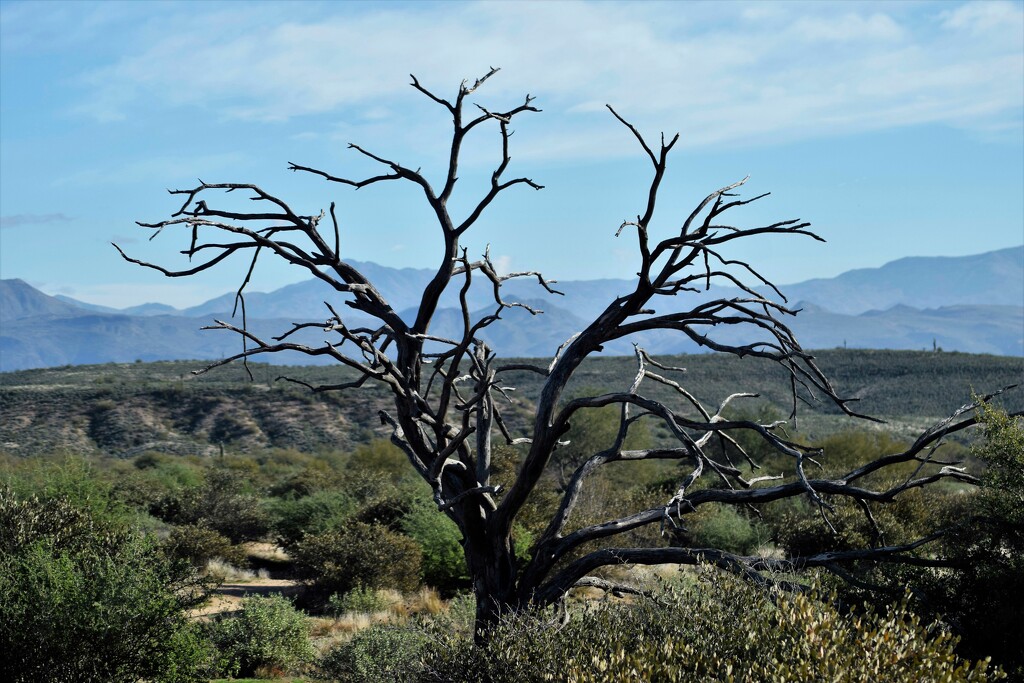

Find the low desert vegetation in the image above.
[{"left": 0, "top": 402, "right": 1020, "bottom": 681}]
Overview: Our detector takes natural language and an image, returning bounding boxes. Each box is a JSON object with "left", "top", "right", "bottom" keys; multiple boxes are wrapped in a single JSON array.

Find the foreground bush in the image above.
[
  {"left": 0, "top": 488, "right": 210, "bottom": 683},
  {"left": 206, "top": 594, "right": 314, "bottom": 678},
  {"left": 915, "top": 402, "right": 1024, "bottom": 676},
  {"left": 318, "top": 624, "right": 427, "bottom": 683},
  {"left": 419, "top": 570, "right": 1002, "bottom": 683}
]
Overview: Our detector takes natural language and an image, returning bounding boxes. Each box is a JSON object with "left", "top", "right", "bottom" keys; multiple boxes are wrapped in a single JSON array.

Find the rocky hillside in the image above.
[{"left": 2, "top": 351, "right": 1020, "bottom": 458}]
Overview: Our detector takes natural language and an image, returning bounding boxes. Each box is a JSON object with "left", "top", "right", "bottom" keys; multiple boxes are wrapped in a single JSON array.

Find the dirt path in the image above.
[{"left": 191, "top": 577, "right": 303, "bottom": 618}]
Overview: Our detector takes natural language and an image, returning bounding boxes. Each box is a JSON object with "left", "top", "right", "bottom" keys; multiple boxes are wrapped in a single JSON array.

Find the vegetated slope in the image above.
[{"left": 1, "top": 350, "right": 1020, "bottom": 458}]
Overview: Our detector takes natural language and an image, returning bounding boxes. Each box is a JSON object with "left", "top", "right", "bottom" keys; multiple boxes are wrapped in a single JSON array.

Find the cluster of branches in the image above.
[{"left": 121, "top": 69, "right": 1012, "bottom": 626}]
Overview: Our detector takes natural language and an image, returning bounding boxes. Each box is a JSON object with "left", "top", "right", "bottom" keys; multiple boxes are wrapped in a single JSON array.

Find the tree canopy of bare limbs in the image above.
[{"left": 120, "top": 70, "right": 1009, "bottom": 637}]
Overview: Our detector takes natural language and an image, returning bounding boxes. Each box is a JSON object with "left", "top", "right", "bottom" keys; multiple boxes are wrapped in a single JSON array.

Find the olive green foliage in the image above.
[
  {"left": 401, "top": 496, "right": 470, "bottom": 592},
  {"left": 916, "top": 402, "right": 1024, "bottom": 675},
  {"left": 327, "top": 585, "right": 392, "bottom": 615},
  {"left": 419, "top": 571, "right": 1002, "bottom": 683},
  {"left": 0, "top": 488, "right": 210, "bottom": 683},
  {"left": 682, "top": 503, "right": 760, "bottom": 554},
  {"left": 266, "top": 489, "right": 358, "bottom": 548},
  {"left": 318, "top": 624, "right": 427, "bottom": 683},
  {"left": 151, "top": 468, "right": 270, "bottom": 542},
  {"left": 161, "top": 523, "right": 249, "bottom": 568},
  {"left": 206, "top": 594, "right": 314, "bottom": 678},
  {"left": 292, "top": 521, "right": 422, "bottom": 597},
  {"left": 349, "top": 439, "right": 415, "bottom": 484}
]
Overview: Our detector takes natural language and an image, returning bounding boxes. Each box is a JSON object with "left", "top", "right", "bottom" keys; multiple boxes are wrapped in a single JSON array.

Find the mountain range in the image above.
[{"left": 1, "top": 246, "right": 1021, "bottom": 372}]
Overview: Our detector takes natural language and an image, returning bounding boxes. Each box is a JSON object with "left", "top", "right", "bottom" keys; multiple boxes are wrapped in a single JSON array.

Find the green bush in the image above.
[
  {"left": 292, "top": 521, "right": 422, "bottom": 597},
  {"left": 151, "top": 469, "right": 269, "bottom": 543},
  {"left": 206, "top": 594, "right": 314, "bottom": 678},
  {"left": 266, "top": 489, "right": 357, "bottom": 548},
  {"left": 909, "top": 403, "right": 1024, "bottom": 676},
  {"left": 0, "top": 488, "right": 211, "bottom": 683},
  {"left": 161, "top": 523, "right": 249, "bottom": 569},
  {"left": 328, "top": 585, "right": 392, "bottom": 615},
  {"left": 683, "top": 503, "right": 759, "bottom": 555},
  {"left": 318, "top": 624, "right": 426, "bottom": 683},
  {"left": 418, "top": 570, "right": 1003, "bottom": 683},
  {"left": 400, "top": 497, "right": 469, "bottom": 592},
  {"left": 347, "top": 439, "right": 414, "bottom": 483},
  {"left": 355, "top": 495, "right": 414, "bottom": 531}
]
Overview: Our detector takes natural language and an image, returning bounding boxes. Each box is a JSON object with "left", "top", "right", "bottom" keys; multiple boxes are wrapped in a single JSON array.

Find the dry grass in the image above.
[
  {"left": 243, "top": 541, "right": 290, "bottom": 562},
  {"left": 204, "top": 559, "right": 270, "bottom": 582},
  {"left": 407, "top": 586, "right": 444, "bottom": 615}
]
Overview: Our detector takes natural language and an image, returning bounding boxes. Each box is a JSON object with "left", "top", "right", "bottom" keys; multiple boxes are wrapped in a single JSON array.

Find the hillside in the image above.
[{"left": 2, "top": 350, "right": 1020, "bottom": 458}]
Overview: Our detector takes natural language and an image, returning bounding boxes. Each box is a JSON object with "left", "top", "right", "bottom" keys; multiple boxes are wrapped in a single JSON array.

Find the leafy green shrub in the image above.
[
  {"left": 355, "top": 495, "right": 414, "bottom": 531},
  {"left": 206, "top": 594, "right": 314, "bottom": 678},
  {"left": 401, "top": 497, "right": 469, "bottom": 592},
  {"left": 266, "top": 489, "right": 357, "bottom": 548},
  {"left": 347, "top": 439, "right": 414, "bottom": 483},
  {"left": 328, "top": 585, "right": 392, "bottom": 615},
  {"left": 419, "top": 570, "right": 1003, "bottom": 683},
  {"left": 318, "top": 624, "right": 426, "bottom": 683},
  {"left": 292, "top": 521, "right": 422, "bottom": 597},
  {"left": 151, "top": 469, "right": 269, "bottom": 543},
  {"left": 683, "top": 503, "right": 759, "bottom": 554},
  {"left": 0, "top": 488, "right": 211, "bottom": 683},
  {"left": 267, "top": 468, "right": 342, "bottom": 498},
  {"left": 161, "top": 523, "right": 249, "bottom": 568},
  {"left": 909, "top": 403, "right": 1024, "bottom": 676}
]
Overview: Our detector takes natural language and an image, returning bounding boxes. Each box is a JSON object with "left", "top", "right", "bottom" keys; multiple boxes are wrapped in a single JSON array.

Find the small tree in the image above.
[{"left": 121, "top": 69, "right": 1016, "bottom": 638}]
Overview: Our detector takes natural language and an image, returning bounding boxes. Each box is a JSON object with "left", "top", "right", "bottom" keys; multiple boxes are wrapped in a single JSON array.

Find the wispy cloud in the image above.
[
  {"left": 42, "top": 0, "right": 1019, "bottom": 158},
  {"left": 0, "top": 213, "right": 73, "bottom": 229}
]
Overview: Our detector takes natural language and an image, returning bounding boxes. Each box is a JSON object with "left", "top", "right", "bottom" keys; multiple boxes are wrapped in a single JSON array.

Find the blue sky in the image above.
[{"left": 1, "top": 0, "right": 1021, "bottom": 309}]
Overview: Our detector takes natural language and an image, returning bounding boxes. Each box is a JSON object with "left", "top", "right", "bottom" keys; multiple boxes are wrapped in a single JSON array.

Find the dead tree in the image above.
[{"left": 120, "top": 70, "right": 1006, "bottom": 638}]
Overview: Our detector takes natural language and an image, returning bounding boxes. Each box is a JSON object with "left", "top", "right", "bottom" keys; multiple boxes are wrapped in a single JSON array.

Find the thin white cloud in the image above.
[
  {"left": 34, "top": 1, "right": 1024, "bottom": 156},
  {"left": 0, "top": 213, "right": 73, "bottom": 229}
]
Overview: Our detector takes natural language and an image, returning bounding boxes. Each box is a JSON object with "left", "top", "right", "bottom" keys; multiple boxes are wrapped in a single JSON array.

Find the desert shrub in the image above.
[
  {"left": 401, "top": 497, "right": 470, "bottom": 592},
  {"left": 348, "top": 439, "right": 414, "bottom": 483},
  {"left": 161, "top": 523, "right": 248, "bottom": 568},
  {"left": 292, "top": 521, "right": 422, "bottom": 598},
  {"left": 206, "top": 594, "right": 314, "bottom": 678},
  {"left": 911, "top": 403, "right": 1024, "bottom": 676},
  {"left": 328, "top": 585, "right": 392, "bottom": 615},
  {"left": 151, "top": 468, "right": 269, "bottom": 542},
  {"left": 267, "top": 467, "right": 343, "bottom": 498},
  {"left": 682, "top": 503, "right": 759, "bottom": 554},
  {"left": 318, "top": 624, "right": 427, "bottom": 683},
  {"left": 0, "top": 488, "right": 211, "bottom": 683},
  {"left": 356, "top": 495, "right": 414, "bottom": 531},
  {"left": 419, "top": 570, "right": 1003, "bottom": 683},
  {"left": 266, "top": 489, "right": 357, "bottom": 548}
]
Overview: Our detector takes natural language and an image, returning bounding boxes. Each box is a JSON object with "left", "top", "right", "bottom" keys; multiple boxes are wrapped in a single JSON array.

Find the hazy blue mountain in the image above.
[
  {"left": 54, "top": 295, "right": 182, "bottom": 317},
  {"left": 1, "top": 247, "right": 1021, "bottom": 371},
  {"left": 773, "top": 246, "right": 1023, "bottom": 314},
  {"left": 168, "top": 246, "right": 1024, "bottom": 323},
  {"left": 1, "top": 279, "right": 85, "bottom": 323},
  {"left": 53, "top": 295, "right": 122, "bottom": 315}
]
